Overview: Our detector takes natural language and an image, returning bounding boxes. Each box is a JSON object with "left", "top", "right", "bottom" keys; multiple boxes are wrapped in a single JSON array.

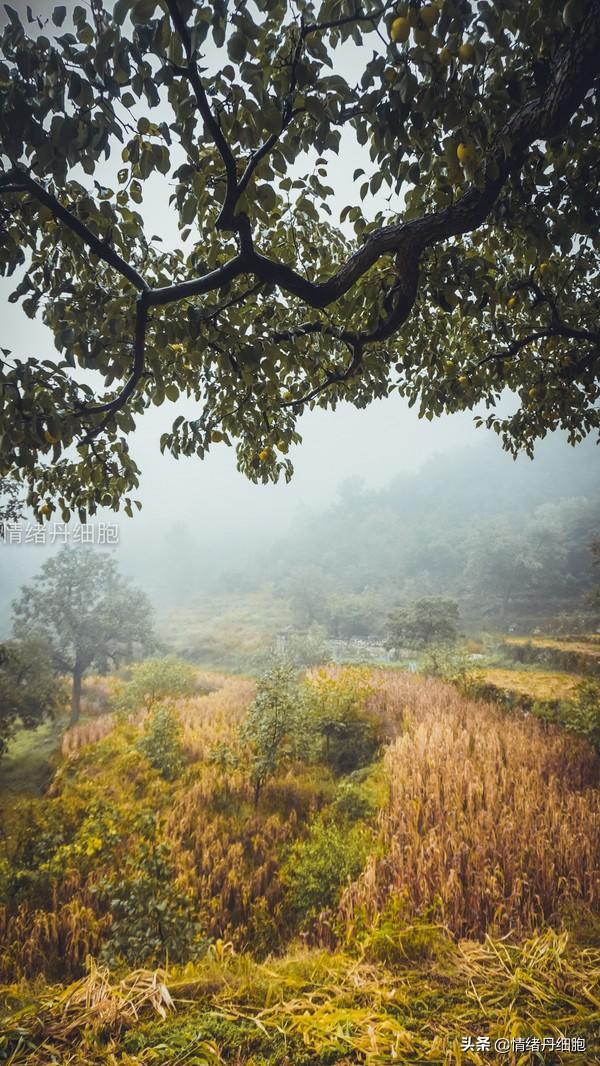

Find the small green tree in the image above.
[
  {"left": 305, "top": 666, "right": 380, "bottom": 774},
  {"left": 386, "top": 597, "right": 460, "bottom": 653},
  {"left": 420, "top": 643, "right": 471, "bottom": 685},
  {"left": 12, "top": 547, "right": 154, "bottom": 724},
  {"left": 138, "top": 706, "right": 185, "bottom": 781},
  {"left": 0, "top": 638, "right": 65, "bottom": 757},
  {"left": 242, "top": 660, "right": 303, "bottom": 806},
  {"left": 117, "top": 658, "right": 199, "bottom": 714}
]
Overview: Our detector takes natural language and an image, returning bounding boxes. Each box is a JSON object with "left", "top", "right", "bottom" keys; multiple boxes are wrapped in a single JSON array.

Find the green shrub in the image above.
[
  {"left": 97, "top": 833, "right": 203, "bottom": 968},
  {"left": 118, "top": 657, "right": 200, "bottom": 714},
  {"left": 281, "top": 817, "right": 371, "bottom": 930},
  {"left": 304, "top": 667, "right": 381, "bottom": 774},
  {"left": 330, "top": 779, "right": 376, "bottom": 823},
  {"left": 138, "top": 706, "right": 184, "bottom": 780},
  {"left": 363, "top": 900, "right": 454, "bottom": 967},
  {"left": 558, "top": 679, "right": 600, "bottom": 751}
]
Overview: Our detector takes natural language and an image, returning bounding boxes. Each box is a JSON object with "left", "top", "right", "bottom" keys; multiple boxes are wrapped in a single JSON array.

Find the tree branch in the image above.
[
  {"left": 477, "top": 325, "right": 600, "bottom": 369},
  {"left": 164, "top": 0, "right": 242, "bottom": 234},
  {"left": 77, "top": 296, "right": 148, "bottom": 434},
  {"left": 0, "top": 169, "right": 148, "bottom": 291}
]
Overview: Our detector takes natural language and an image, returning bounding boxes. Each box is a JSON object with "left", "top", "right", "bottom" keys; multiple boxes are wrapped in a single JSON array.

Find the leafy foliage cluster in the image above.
[
  {"left": 281, "top": 815, "right": 372, "bottom": 929},
  {"left": 386, "top": 595, "right": 459, "bottom": 651},
  {"left": 95, "top": 827, "right": 202, "bottom": 967},
  {"left": 0, "top": 0, "right": 599, "bottom": 516},
  {"left": 525, "top": 677, "right": 600, "bottom": 754},
  {"left": 117, "top": 656, "right": 200, "bottom": 713},
  {"left": 137, "top": 704, "right": 185, "bottom": 780},
  {"left": 242, "top": 661, "right": 381, "bottom": 802},
  {"left": 0, "top": 637, "right": 65, "bottom": 756}
]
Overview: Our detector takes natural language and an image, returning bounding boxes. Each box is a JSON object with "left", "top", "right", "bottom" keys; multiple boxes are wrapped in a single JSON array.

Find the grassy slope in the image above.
[
  {"left": 0, "top": 715, "right": 66, "bottom": 797},
  {"left": 1, "top": 666, "right": 599, "bottom": 1064}
]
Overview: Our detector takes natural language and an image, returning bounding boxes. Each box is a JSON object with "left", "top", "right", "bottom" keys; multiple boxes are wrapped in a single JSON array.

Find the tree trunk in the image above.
[{"left": 70, "top": 667, "right": 83, "bottom": 725}]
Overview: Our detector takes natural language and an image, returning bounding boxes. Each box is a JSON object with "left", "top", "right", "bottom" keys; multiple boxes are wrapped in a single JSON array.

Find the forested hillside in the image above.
[{"left": 226, "top": 437, "right": 600, "bottom": 635}]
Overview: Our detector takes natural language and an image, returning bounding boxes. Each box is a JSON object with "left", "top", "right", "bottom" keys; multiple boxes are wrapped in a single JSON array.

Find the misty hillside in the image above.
[{"left": 206, "top": 436, "right": 600, "bottom": 633}]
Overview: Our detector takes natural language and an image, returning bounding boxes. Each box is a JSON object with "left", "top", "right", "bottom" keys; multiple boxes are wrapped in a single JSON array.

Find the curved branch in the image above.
[
  {"left": 78, "top": 297, "right": 148, "bottom": 436},
  {"left": 255, "top": 0, "right": 600, "bottom": 311},
  {"left": 286, "top": 343, "right": 365, "bottom": 410},
  {"left": 0, "top": 169, "right": 148, "bottom": 291},
  {"left": 143, "top": 0, "right": 600, "bottom": 323},
  {"left": 477, "top": 326, "right": 600, "bottom": 368},
  {"left": 164, "top": 0, "right": 240, "bottom": 232}
]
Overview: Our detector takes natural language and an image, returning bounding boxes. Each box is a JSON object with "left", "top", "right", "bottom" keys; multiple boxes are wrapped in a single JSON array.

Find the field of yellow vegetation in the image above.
[
  {"left": 1, "top": 667, "right": 598, "bottom": 1064},
  {"left": 475, "top": 667, "right": 579, "bottom": 702},
  {"left": 506, "top": 636, "right": 600, "bottom": 658}
]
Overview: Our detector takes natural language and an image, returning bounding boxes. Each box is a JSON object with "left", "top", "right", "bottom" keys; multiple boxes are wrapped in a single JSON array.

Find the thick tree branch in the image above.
[
  {"left": 252, "top": 0, "right": 600, "bottom": 314},
  {"left": 78, "top": 296, "right": 148, "bottom": 433},
  {"left": 1, "top": 0, "right": 598, "bottom": 438},
  {"left": 0, "top": 168, "right": 148, "bottom": 291}
]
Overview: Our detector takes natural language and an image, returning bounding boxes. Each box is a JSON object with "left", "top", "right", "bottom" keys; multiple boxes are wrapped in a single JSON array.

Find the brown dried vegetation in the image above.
[{"left": 339, "top": 672, "right": 600, "bottom": 938}]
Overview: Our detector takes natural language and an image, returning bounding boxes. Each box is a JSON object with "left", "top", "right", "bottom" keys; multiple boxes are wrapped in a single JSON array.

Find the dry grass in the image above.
[
  {"left": 506, "top": 636, "right": 600, "bottom": 658},
  {"left": 338, "top": 672, "right": 600, "bottom": 939},
  {"left": 0, "top": 899, "right": 111, "bottom": 982},
  {"left": 476, "top": 667, "right": 579, "bottom": 701},
  {"left": 62, "top": 713, "right": 116, "bottom": 756},
  {"left": 61, "top": 670, "right": 242, "bottom": 758},
  {"left": 177, "top": 674, "right": 255, "bottom": 761},
  {"left": 3, "top": 930, "right": 598, "bottom": 1064}
]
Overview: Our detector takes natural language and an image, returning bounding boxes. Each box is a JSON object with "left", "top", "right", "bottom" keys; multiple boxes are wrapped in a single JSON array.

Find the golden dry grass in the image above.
[
  {"left": 3, "top": 666, "right": 599, "bottom": 1001},
  {"left": 476, "top": 667, "right": 579, "bottom": 701},
  {"left": 61, "top": 670, "right": 245, "bottom": 758},
  {"left": 338, "top": 672, "right": 600, "bottom": 939},
  {"left": 3, "top": 930, "right": 599, "bottom": 1065},
  {"left": 505, "top": 636, "right": 600, "bottom": 658}
]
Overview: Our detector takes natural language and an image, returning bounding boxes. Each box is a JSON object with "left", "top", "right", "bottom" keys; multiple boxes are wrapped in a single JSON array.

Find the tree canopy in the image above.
[
  {"left": 386, "top": 595, "right": 459, "bottom": 649},
  {"left": 0, "top": 637, "right": 65, "bottom": 756},
  {"left": 1, "top": 0, "right": 599, "bottom": 519},
  {"left": 12, "top": 546, "right": 154, "bottom": 721}
]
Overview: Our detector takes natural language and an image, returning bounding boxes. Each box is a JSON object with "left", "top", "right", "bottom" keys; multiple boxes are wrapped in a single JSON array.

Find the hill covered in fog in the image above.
[{"left": 216, "top": 435, "right": 600, "bottom": 634}]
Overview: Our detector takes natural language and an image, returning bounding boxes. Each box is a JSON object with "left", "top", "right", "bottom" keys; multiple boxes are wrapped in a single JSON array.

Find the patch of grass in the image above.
[
  {"left": 0, "top": 715, "right": 67, "bottom": 796},
  {"left": 477, "top": 667, "right": 579, "bottom": 701}
]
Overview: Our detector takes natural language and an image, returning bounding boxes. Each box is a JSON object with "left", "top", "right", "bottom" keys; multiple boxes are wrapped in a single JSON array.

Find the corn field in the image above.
[
  {"left": 339, "top": 672, "right": 599, "bottom": 938},
  {"left": 1, "top": 664, "right": 599, "bottom": 1026}
]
